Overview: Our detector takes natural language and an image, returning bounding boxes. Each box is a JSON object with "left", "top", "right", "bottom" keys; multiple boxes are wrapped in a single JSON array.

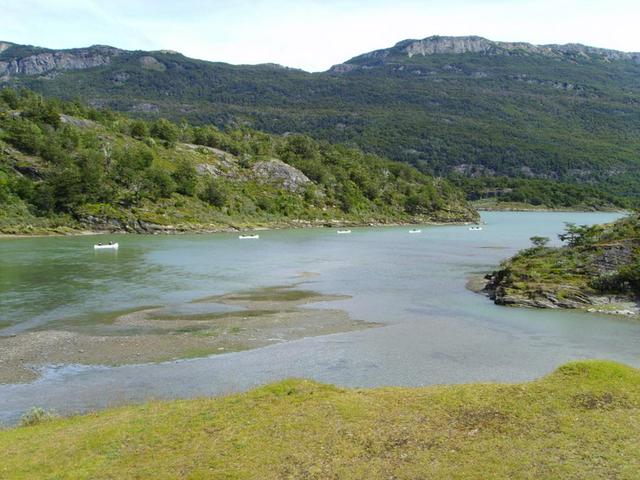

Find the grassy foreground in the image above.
[{"left": 2, "top": 361, "right": 639, "bottom": 479}]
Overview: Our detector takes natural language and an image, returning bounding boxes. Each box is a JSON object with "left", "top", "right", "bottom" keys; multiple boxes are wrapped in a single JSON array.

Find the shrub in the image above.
[{"left": 19, "top": 407, "right": 57, "bottom": 427}]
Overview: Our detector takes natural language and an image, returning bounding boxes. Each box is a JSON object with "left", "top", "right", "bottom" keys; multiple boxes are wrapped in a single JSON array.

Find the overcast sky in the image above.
[{"left": 1, "top": 0, "right": 639, "bottom": 72}]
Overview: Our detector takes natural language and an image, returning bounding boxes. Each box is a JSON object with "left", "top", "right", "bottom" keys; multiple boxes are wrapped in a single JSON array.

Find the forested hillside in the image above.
[
  {"left": 2, "top": 36, "right": 639, "bottom": 209},
  {"left": 0, "top": 88, "right": 476, "bottom": 234}
]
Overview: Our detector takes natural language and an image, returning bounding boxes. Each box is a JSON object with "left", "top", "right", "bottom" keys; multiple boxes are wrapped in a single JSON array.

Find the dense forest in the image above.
[
  {"left": 0, "top": 88, "right": 476, "bottom": 234},
  {"left": 2, "top": 37, "right": 639, "bottom": 209}
]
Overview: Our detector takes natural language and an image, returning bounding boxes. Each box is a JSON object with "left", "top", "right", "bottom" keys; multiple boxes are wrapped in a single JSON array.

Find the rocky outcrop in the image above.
[
  {"left": 347, "top": 36, "right": 640, "bottom": 66},
  {"left": 328, "top": 63, "right": 359, "bottom": 74},
  {"left": 0, "top": 45, "right": 122, "bottom": 80},
  {"left": 79, "top": 215, "right": 193, "bottom": 234},
  {"left": 483, "top": 272, "right": 596, "bottom": 309},
  {"left": 0, "top": 41, "right": 13, "bottom": 54},
  {"left": 59, "top": 114, "right": 96, "bottom": 129},
  {"left": 130, "top": 103, "right": 159, "bottom": 113},
  {"left": 482, "top": 236, "right": 639, "bottom": 317},
  {"left": 139, "top": 56, "right": 166, "bottom": 71},
  {"left": 401, "top": 36, "right": 495, "bottom": 56},
  {"left": 251, "top": 159, "right": 311, "bottom": 192}
]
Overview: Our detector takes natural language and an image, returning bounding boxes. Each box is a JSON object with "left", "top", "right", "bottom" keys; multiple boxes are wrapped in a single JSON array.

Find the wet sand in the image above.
[{"left": 0, "top": 285, "right": 377, "bottom": 384}]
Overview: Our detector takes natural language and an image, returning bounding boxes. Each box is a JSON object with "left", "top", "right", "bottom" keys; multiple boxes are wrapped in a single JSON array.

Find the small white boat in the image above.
[
  {"left": 239, "top": 234, "right": 259, "bottom": 240},
  {"left": 468, "top": 226, "right": 483, "bottom": 231},
  {"left": 409, "top": 229, "right": 421, "bottom": 234},
  {"left": 94, "top": 242, "right": 118, "bottom": 250},
  {"left": 337, "top": 229, "right": 351, "bottom": 234}
]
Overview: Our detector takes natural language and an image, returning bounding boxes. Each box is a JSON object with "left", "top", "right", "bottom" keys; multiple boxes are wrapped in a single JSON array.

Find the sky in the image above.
[{"left": 1, "top": 0, "right": 639, "bottom": 72}]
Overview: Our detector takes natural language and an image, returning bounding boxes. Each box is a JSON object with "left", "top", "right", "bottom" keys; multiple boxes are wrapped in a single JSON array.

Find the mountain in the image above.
[
  {"left": 0, "top": 88, "right": 476, "bottom": 234},
  {"left": 2, "top": 36, "right": 640, "bottom": 208}
]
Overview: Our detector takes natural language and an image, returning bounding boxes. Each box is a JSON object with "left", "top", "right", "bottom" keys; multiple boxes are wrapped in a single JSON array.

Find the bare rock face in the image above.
[
  {"left": 328, "top": 63, "right": 359, "bottom": 74},
  {"left": 251, "top": 159, "right": 310, "bottom": 192},
  {"left": 59, "top": 114, "right": 96, "bottom": 129},
  {"left": 0, "top": 45, "right": 122, "bottom": 80},
  {"left": 139, "top": 56, "right": 166, "bottom": 71},
  {"left": 0, "top": 41, "right": 13, "bottom": 53},
  {"left": 131, "top": 103, "right": 159, "bottom": 113},
  {"left": 349, "top": 35, "right": 640, "bottom": 65},
  {"left": 402, "top": 36, "right": 495, "bottom": 57}
]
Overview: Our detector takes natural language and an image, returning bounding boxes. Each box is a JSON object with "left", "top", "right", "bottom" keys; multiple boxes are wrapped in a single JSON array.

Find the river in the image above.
[{"left": 1, "top": 211, "right": 638, "bottom": 424}]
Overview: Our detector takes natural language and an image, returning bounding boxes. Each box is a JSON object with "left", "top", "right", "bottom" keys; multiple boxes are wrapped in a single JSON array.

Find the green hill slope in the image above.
[
  {"left": 0, "top": 88, "right": 476, "bottom": 234},
  {"left": 1, "top": 360, "right": 639, "bottom": 479},
  {"left": 2, "top": 36, "right": 639, "bottom": 208}
]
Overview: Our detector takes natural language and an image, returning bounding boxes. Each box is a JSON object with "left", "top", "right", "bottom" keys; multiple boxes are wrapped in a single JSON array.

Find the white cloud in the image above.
[{"left": 0, "top": 0, "right": 638, "bottom": 71}]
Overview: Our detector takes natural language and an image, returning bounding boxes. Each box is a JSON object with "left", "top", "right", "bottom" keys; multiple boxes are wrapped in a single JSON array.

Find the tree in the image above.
[
  {"left": 172, "top": 159, "right": 198, "bottom": 196},
  {"left": 558, "top": 223, "right": 601, "bottom": 247},
  {"left": 200, "top": 178, "right": 227, "bottom": 207},
  {"left": 0, "top": 88, "right": 20, "bottom": 109},
  {"left": 140, "top": 167, "right": 176, "bottom": 201},
  {"left": 150, "top": 119, "right": 179, "bottom": 146},
  {"left": 111, "top": 145, "right": 154, "bottom": 187},
  {"left": 130, "top": 120, "right": 150, "bottom": 139},
  {"left": 530, "top": 236, "right": 549, "bottom": 248}
]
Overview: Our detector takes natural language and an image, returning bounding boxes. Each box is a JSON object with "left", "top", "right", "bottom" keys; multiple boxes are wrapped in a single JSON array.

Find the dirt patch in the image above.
[
  {"left": 572, "top": 391, "right": 632, "bottom": 410},
  {"left": 0, "top": 285, "right": 376, "bottom": 384}
]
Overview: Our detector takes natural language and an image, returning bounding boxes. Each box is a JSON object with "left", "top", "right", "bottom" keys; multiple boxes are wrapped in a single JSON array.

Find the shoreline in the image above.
[
  {"left": 466, "top": 273, "right": 640, "bottom": 319},
  {"left": 475, "top": 206, "right": 629, "bottom": 213},
  {"left": 0, "top": 218, "right": 480, "bottom": 239},
  {"left": 2, "top": 360, "right": 639, "bottom": 478}
]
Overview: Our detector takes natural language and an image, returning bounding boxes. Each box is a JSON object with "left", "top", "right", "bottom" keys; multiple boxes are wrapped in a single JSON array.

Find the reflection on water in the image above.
[{"left": 1, "top": 211, "right": 639, "bottom": 424}]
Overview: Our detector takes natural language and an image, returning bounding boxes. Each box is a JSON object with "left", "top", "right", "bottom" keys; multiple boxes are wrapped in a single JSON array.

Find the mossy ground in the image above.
[{"left": 1, "top": 360, "right": 639, "bottom": 479}]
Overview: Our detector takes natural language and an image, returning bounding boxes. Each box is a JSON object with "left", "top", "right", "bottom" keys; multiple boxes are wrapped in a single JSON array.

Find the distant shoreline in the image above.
[
  {"left": 473, "top": 202, "right": 628, "bottom": 213},
  {"left": 0, "top": 218, "right": 480, "bottom": 239}
]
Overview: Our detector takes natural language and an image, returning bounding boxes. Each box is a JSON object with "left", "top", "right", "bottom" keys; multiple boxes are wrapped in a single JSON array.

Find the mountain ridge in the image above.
[
  {"left": 2, "top": 35, "right": 640, "bottom": 78},
  {"left": 1, "top": 35, "right": 639, "bottom": 209},
  {"left": 342, "top": 35, "right": 640, "bottom": 66}
]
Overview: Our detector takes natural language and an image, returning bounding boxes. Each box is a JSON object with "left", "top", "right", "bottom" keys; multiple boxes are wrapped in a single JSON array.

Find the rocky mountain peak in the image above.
[
  {"left": 0, "top": 44, "right": 124, "bottom": 80},
  {"left": 344, "top": 35, "right": 640, "bottom": 66},
  {"left": 399, "top": 36, "right": 496, "bottom": 56}
]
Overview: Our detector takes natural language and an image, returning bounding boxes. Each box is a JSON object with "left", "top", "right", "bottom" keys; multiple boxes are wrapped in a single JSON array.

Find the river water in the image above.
[{"left": 1, "top": 211, "right": 639, "bottom": 424}]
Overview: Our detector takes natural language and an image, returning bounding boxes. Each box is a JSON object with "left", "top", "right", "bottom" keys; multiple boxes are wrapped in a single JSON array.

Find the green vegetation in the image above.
[
  {"left": 4, "top": 40, "right": 640, "bottom": 209},
  {"left": 486, "top": 214, "right": 640, "bottom": 310},
  {"left": 18, "top": 407, "right": 58, "bottom": 427},
  {"left": 1, "top": 360, "right": 639, "bottom": 478},
  {"left": 0, "top": 88, "right": 476, "bottom": 234}
]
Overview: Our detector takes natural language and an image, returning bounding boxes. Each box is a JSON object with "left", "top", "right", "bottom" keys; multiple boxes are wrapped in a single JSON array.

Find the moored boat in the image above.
[
  {"left": 94, "top": 242, "right": 118, "bottom": 250},
  {"left": 239, "top": 234, "right": 260, "bottom": 240},
  {"left": 409, "top": 229, "right": 421, "bottom": 234},
  {"left": 337, "top": 229, "right": 351, "bottom": 234}
]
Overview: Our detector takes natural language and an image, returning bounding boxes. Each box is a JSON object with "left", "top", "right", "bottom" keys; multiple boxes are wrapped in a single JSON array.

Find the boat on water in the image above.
[
  {"left": 239, "top": 234, "right": 260, "bottom": 240},
  {"left": 468, "top": 226, "right": 483, "bottom": 231},
  {"left": 337, "top": 229, "right": 352, "bottom": 234},
  {"left": 409, "top": 229, "right": 421, "bottom": 234},
  {"left": 94, "top": 242, "right": 118, "bottom": 250}
]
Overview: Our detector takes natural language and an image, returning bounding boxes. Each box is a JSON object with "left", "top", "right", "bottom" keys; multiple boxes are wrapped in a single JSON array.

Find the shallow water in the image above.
[{"left": 2, "top": 211, "right": 639, "bottom": 424}]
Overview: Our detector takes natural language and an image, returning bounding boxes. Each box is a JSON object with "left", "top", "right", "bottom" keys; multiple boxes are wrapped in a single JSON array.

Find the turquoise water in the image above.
[{"left": 1, "top": 211, "right": 639, "bottom": 423}]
